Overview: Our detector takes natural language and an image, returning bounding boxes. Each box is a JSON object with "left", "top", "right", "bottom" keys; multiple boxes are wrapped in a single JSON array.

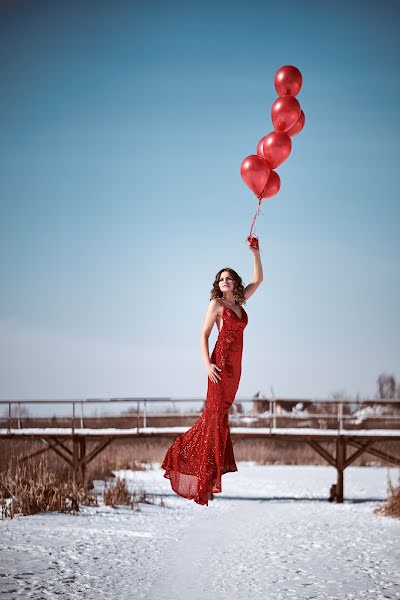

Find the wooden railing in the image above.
[{"left": 1, "top": 397, "right": 399, "bottom": 435}]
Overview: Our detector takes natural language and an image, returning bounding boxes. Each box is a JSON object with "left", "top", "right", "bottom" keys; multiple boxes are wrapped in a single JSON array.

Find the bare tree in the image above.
[{"left": 377, "top": 373, "right": 397, "bottom": 400}]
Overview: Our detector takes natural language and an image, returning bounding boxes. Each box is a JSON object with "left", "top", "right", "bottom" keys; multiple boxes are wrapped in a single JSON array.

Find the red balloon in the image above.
[
  {"left": 258, "top": 131, "right": 292, "bottom": 169},
  {"left": 271, "top": 96, "right": 301, "bottom": 132},
  {"left": 274, "top": 65, "right": 303, "bottom": 97},
  {"left": 287, "top": 110, "right": 305, "bottom": 137},
  {"left": 256, "top": 136, "right": 268, "bottom": 159},
  {"left": 240, "top": 155, "right": 270, "bottom": 197},
  {"left": 260, "top": 170, "right": 280, "bottom": 199}
]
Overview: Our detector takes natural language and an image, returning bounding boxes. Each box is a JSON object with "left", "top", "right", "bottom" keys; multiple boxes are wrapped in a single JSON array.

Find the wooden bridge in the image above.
[{"left": 1, "top": 397, "right": 399, "bottom": 503}]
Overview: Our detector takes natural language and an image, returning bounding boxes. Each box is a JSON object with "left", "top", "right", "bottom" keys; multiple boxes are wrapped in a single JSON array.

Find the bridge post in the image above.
[
  {"left": 72, "top": 437, "right": 87, "bottom": 484},
  {"left": 335, "top": 437, "right": 346, "bottom": 503},
  {"left": 72, "top": 436, "right": 79, "bottom": 484},
  {"left": 79, "top": 438, "right": 86, "bottom": 482}
]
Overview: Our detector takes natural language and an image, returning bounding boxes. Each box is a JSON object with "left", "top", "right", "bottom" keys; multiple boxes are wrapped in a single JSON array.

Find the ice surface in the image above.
[{"left": 1, "top": 464, "right": 399, "bottom": 599}]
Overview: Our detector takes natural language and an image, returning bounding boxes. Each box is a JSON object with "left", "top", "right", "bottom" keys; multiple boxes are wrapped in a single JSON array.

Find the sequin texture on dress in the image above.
[{"left": 161, "top": 299, "right": 248, "bottom": 505}]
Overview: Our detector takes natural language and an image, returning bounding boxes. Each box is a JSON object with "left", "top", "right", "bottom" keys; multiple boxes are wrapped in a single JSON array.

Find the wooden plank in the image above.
[
  {"left": 2, "top": 427, "right": 400, "bottom": 440},
  {"left": 40, "top": 438, "right": 73, "bottom": 466},
  {"left": 306, "top": 440, "right": 336, "bottom": 468},
  {"left": 86, "top": 438, "right": 115, "bottom": 464},
  {"left": 344, "top": 440, "right": 375, "bottom": 468},
  {"left": 19, "top": 444, "right": 51, "bottom": 462},
  {"left": 49, "top": 437, "right": 73, "bottom": 456},
  {"left": 347, "top": 439, "right": 400, "bottom": 466}
]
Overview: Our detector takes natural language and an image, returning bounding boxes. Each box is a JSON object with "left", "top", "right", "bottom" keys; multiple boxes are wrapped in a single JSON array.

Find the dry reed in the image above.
[
  {"left": 103, "top": 476, "right": 156, "bottom": 510},
  {"left": 374, "top": 472, "right": 400, "bottom": 519},
  {"left": 0, "top": 459, "right": 97, "bottom": 519},
  {"left": 103, "top": 476, "right": 132, "bottom": 507},
  {"left": 1, "top": 437, "right": 396, "bottom": 482}
]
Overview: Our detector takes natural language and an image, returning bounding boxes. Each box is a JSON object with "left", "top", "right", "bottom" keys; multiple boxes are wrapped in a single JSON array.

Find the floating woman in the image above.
[{"left": 161, "top": 241, "right": 263, "bottom": 505}]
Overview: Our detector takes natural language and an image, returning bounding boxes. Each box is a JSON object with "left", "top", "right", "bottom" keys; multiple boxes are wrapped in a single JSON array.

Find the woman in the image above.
[{"left": 161, "top": 241, "right": 263, "bottom": 505}]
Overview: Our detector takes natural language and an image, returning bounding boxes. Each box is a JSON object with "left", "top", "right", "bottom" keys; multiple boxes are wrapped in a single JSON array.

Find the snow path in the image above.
[
  {"left": 1, "top": 464, "right": 400, "bottom": 599},
  {"left": 148, "top": 500, "right": 400, "bottom": 600},
  {"left": 0, "top": 499, "right": 197, "bottom": 599}
]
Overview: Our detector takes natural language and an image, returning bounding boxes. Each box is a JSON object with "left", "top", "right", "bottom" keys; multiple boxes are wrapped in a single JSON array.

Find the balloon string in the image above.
[{"left": 249, "top": 196, "right": 263, "bottom": 238}]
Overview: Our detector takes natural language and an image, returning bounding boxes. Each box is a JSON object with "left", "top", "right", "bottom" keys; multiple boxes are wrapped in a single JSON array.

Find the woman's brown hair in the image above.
[{"left": 210, "top": 268, "right": 246, "bottom": 306}]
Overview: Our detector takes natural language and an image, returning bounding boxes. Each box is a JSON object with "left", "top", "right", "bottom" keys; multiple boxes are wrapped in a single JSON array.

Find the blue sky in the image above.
[{"left": 0, "top": 0, "right": 399, "bottom": 401}]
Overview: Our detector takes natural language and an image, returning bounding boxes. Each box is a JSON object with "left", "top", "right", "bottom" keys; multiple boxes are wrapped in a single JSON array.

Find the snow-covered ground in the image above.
[{"left": 1, "top": 463, "right": 400, "bottom": 599}]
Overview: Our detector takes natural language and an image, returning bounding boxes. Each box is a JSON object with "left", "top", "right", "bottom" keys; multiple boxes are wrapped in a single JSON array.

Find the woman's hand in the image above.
[
  {"left": 247, "top": 237, "right": 260, "bottom": 254},
  {"left": 243, "top": 237, "right": 263, "bottom": 301},
  {"left": 207, "top": 363, "right": 222, "bottom": 384}
]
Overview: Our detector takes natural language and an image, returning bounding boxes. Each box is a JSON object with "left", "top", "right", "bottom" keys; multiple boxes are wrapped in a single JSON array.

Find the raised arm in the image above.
[
  {"left": 200, "top": 299, "right": 222, "bottom": 384},
  {"left": 244, "top": 245, "right": 263, "bottom": 301}
]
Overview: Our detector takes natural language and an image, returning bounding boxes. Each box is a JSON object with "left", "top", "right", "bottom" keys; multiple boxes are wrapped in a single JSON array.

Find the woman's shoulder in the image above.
[
  {"left": 209, "top": 297, "right": 223, "bottom": 305},
  {"left": 209, "top": 297, "right": 223, "bottom": 315}
]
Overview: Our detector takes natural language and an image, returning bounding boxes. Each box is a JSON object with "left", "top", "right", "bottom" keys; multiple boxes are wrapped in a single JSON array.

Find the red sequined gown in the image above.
[{"left": 161, "top": 298, "right": 248, "bottom": 506}]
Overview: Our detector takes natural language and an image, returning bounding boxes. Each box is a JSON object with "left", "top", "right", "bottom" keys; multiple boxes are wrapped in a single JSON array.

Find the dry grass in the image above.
[
  {"left": 0, "top": 440, "right": 163, "bottom": 518},
  {"left": 0, "top": 460, "right": 97, "bottom": 519},
  {"left": 103, "top": 476, "right": 133, "bottom": 507},
  {"left": 374, "top": 472, "right": 400, "bottom": 519},
  {"left": 0, "top": 436, "right": 397, "bottom": 482},
  {"left": 103, "top": 476, "right": 158, "bottom": 510},
  {"left": 0, "top": 458, "right": 158, "bottom": 519}
]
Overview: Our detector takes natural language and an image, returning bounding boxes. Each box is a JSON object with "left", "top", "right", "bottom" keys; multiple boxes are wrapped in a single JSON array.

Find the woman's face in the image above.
[{"left": 218, "top": 271, "right": 235, "bottom": 295}]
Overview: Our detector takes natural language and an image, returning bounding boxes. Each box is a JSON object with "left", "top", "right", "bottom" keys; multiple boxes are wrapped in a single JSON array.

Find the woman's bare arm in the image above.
[
  {"left": 200, "top": 299, "right": 222, "bottom": 383},
  {"left": 244, "top": 246, "right": 263, "bottom": 301}
]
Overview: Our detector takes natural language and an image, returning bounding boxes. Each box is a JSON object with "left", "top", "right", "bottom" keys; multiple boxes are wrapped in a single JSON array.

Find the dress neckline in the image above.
[{"left": 220, "top": 299, "right": 244, "bottom": 321}]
